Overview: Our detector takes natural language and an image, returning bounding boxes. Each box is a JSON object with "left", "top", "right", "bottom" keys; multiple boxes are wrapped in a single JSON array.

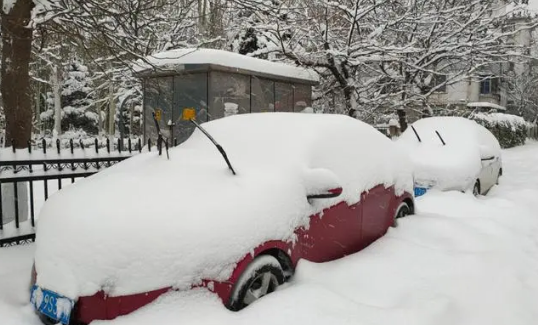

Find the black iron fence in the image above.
[{"left": 0, "top": 138, "right": 164, "bottom": 247}]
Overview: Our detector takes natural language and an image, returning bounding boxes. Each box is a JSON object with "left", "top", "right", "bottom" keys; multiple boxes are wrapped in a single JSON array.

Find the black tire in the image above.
[
  {"left": 227, "top": 255, "right": 284, "bottom": 311},
  {"left": 473, "top": 181, "right": 481, "bottom": 196},
  {"left": 496, "top": 168, "right": 502, "bottom": 185},
  {"left": 37, "top": 314, "right": 59, "bottom": 325},
  {"left": 392, "top": 202, "right": 411, "bottom": 228}
]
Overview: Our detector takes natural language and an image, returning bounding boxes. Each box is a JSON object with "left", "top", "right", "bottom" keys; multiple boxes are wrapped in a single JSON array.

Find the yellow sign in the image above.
[
  {"left": 154, "top": 108, "right": 162, "bottom": 121},
  {"left": 182, "top": 108, "right": 196, "bottom": 120}
]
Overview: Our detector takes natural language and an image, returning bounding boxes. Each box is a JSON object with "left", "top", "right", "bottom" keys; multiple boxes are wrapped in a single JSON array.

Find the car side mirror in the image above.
[
  {"left": 307, "top": 187, "right": 343, "bottom": 200},
  {"left": 479, "top": 145, "right": 496, "bottom": 162},
  {"left": 304, "top": 168, "right": 342, "bottom": 201}
]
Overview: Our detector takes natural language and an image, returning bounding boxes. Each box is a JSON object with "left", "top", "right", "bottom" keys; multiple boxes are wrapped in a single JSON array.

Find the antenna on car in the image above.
[
  {"left": 189, "top": 118, "right": 236, "bottom": 175},
  {"left": 411, "top": 125, "right": 422, "bottom": 142},
  {"left": 152, "top": 111, "right": 170, "bottom": 159},
  {"left": 435, "top": 130, "right": 446, "bottom": 146}
]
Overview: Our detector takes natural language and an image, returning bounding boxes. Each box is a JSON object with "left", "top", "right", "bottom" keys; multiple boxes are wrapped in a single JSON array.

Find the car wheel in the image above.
[
  {"left": 391, "top": 202, "right": 411, "bottom": 228},
  {"left": 228, "top": 255, "right": 284, "bottom": 311},
  {"left": 473, "top": 181, "right": 481, "bottom": 196},
  {"left": 496, "top": 168, "right": 502, "bottom": 185}
]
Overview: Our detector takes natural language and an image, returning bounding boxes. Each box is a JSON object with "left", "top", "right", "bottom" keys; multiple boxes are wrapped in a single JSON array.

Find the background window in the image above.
[
  {"left": 251, "top": 76, "right": 275, "bottom": 113},
  {"left": 144, "top": 77, "right": 173, "bottom": 144},
  {"left": 209, "top": 71, "right": 251, "bottom": 120},
  {"left": 293, "top": 84, "right": 312, "bottom": 112},
  {"left": 480, "top": 78, "right": 491, "bottom": 94},
  {"left": 173, "top": 73, "right": 208, "bottom": 144},
  {"left": 275, "top": 82, "right": 293, "bottom": 112}
]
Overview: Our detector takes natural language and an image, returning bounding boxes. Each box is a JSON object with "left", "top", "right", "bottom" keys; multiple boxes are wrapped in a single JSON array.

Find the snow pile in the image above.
[
  {"left": 132, "top": 48, "right": 319, "bottom": 83},
  {"left": 92, "top": 143, "right": 538, "bottom": 325},
  {"left": 3, "top": 143, "right": 538, "bottom": 325},
  {"left": 0, "top": 245, "right": 40, "bottom": 325},
  {"left": 397, "top": 117, "right": 499, "bottom": 190},
  {"left": 34, "top": 113, "right": 412, "bottom": 299}
]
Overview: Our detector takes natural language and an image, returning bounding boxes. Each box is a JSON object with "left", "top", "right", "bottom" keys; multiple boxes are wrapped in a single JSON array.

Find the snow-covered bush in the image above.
[{"left": 471, "top": 113, "right": 528, "bottom": 148}]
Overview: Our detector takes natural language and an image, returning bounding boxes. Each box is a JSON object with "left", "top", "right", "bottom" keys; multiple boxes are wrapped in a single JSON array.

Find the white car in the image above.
[{"left": 397, "top": 116, "right": 502, "bottom": 196}]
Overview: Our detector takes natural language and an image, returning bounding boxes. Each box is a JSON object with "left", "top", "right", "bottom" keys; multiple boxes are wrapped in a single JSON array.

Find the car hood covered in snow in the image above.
[
  {"left": 397, "top": 117, "right": 495, "bottom": 191},
  {"left": 34, "top": 113, "right": 413, "bottom": 299}
]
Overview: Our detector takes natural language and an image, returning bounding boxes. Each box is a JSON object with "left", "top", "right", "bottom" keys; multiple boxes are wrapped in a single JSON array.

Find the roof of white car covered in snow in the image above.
[
  {"left": 34, "top": 113, "right": 413, "bottom": 300},
  {"left": 397, "top": 116, "right": 501, "bottom": 189},
  {"left": 132, "top": 48, "right": 319, "bottom": 85}
]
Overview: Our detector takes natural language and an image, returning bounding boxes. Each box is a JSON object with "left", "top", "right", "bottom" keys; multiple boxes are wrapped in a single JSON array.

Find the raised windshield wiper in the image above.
[
  {"left": 435, "top": 130, "right": 446, "bottom": 146},
  {"left": 411, "top": 125, "right": 422, "bottom": 142},
  {"left": 190, "top": 119, "right": 237, "bottom": 175},
  {"left": 152, "top": 111, "right": 170, "bottom": 159}
]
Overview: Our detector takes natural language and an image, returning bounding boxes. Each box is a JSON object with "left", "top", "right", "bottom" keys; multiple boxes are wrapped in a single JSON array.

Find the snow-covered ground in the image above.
[{"left": 2, "top": 141, "right": 538, "bottom": 325}]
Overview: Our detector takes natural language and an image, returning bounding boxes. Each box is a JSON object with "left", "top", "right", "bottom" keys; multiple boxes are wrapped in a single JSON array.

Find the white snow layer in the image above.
[
  {"left": 132, "top": 48, "right": 319, "bottom": 83},
  {"left": 3, "top": 142, "right": 538, "bottom": 325},
  {"left": 473, "top": 112, "right": 529, "bottom": 129},
  {"left": 34, "top": 113, "right": 413, "bottom": 299},
  {"left": 467, "top": 101, "right": 506, "bottom": 111},
  {"left": 2, "top": 0, "right": 15, "bottom": 14},
  {"left": 397, "top": 117, "right": 501, "bottom": 190}
]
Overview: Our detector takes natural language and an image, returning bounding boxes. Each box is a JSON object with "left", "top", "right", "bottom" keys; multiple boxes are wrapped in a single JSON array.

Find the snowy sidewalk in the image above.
[{"left": 2, "top": 142, "right": 538, "bottom": 325}]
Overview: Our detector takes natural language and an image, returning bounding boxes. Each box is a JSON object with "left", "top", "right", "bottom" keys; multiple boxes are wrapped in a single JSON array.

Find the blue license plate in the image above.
[
  {"left": 414, "top": 186, "right": 428, "bottom": 197},
  {"left": 30, "top": 285, "right": 74, "bottom": 324}
]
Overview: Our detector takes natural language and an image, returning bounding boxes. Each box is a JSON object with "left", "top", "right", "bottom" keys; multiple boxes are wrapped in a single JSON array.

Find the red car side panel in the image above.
[
  {"left": 76, "top": 288, "right": 169, "bottom": 324},
  {"left": 66, "top": 186, "right": 413, "bottom": 324},
  {"left": 295, "top": 201, "right": 362, "bottom": 262},
  {"left": 361, "top": 184, "right": 393, "bottom": 246}
]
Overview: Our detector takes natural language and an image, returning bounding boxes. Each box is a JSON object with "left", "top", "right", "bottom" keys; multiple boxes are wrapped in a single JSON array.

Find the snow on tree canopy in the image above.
[
  {"left": 34, "top": 113, "right": 413, "bottom": 300},
  {"left": 133, "top": 48, "right": 319, "bottom": 84},
  {"left": 41, "top": 60, "right": 98, "bottom": 135}
]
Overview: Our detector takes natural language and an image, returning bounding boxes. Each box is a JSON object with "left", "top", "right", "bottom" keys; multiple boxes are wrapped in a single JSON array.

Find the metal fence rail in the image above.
[{"left": 0, "top": 137, "right": 163, "bottom": 247}]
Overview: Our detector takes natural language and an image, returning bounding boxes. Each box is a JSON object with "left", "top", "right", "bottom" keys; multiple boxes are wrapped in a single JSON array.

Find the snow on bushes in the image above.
[{"left": 471, "top": 113, "right": 528, "bottom": 148}]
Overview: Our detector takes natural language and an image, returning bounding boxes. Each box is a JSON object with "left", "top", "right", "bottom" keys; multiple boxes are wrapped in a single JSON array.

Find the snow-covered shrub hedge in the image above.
[{"left": 471, "top": 113, "right": 528, "bottom": 148}]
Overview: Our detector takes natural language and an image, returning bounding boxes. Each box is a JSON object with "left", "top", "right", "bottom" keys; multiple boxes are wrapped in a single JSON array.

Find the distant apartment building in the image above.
[{"left": 414, "top": 1, "right": 535, "bottom": 119}]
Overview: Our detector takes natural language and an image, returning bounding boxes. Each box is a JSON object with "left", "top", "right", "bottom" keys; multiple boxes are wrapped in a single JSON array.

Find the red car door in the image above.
[
  {"left": 360, "top": 184, "right": 393, "bottom": 247},
  {"left": 296, "top": 200, "right": 363, "bottom": 263}
]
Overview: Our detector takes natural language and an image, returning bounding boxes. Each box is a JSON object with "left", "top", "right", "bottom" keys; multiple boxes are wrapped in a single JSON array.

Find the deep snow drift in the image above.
[{"left": 1, "top": 141, "right": 538, "bottom": 325}]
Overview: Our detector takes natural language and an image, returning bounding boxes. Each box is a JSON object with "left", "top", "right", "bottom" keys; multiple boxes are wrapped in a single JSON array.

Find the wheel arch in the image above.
[
  {"left": 258, "top": 248, "right": 294, "bottom": 279},
  {"left": 402, "top": 197, "right": 415, "bottom": 214}
]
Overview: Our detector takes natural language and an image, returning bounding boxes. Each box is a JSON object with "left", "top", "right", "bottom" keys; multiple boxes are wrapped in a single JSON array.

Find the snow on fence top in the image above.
[
  {"left": 133, "top": 48, "right": 319, "bottom": 85},
  {"left": 0, "top": 138, "right": 148, "bottom": 163}
]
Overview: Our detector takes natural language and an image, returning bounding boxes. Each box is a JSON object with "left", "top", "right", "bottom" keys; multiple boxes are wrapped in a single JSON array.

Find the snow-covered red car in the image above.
[
  {"left": 397, "top": 116, "right": 502, "bottom": 197},
  {"left": 30, "top": 113, "right": 414, "bottom": 324}
]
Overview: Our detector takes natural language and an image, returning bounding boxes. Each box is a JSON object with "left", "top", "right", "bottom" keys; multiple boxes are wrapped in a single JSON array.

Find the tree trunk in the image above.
[
  {"left": 397, "top": 109, "right": 408, "bottom": 132},
  {"left": 1, "top": 0, "right": 35, "bottom": 148},
  {"left": 51, "top": 65, "right": 62, "bottom": 137},
  {"left": 108, "top": 83, "right": 116, "bottom": 137},
  {"left": 343, "top": 86, "right": 354, "bottom": 115}
]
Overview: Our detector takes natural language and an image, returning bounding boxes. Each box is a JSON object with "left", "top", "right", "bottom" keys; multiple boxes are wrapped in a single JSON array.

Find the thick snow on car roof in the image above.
[
  {"left": 398, "top": 117, "right": 500, "bottom": 189},
  {"left": 34, "top": 113, "right": 412, "bottom": 299}
]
